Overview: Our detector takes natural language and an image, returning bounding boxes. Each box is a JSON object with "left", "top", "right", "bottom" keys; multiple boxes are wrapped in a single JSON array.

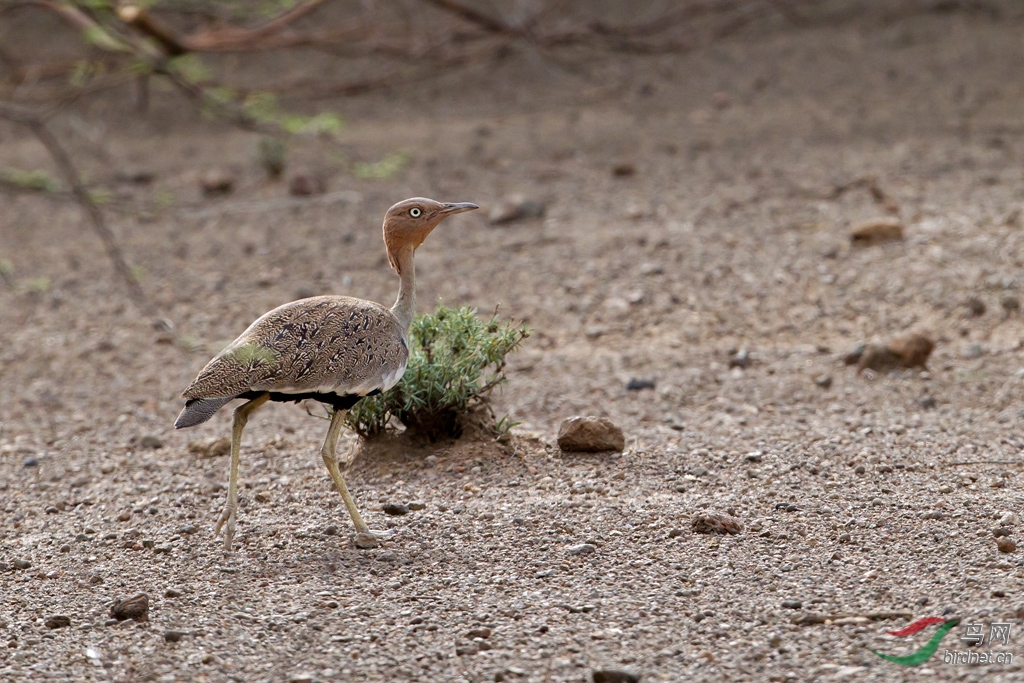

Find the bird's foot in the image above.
[
  {"left": 214, "top": 506, "right": 236, "bottom": 552},
  {"left": 351, "top": 529, "right": 394, "bottom": 549}
]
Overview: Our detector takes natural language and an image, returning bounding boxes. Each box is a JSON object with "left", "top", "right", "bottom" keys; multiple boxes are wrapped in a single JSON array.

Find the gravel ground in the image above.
[{"left": 4, "top": 3, "right": 1024, "bottom": 681}]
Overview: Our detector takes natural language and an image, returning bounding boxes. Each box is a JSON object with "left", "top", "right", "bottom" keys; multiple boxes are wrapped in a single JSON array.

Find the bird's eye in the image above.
[{"left": 409, "top": 208, "right": 422, "bottom": 218}]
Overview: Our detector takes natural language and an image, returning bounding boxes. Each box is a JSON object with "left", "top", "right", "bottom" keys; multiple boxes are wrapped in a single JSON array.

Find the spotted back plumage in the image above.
[{"left": 181, "top": 295, "right": 408, "bottom": 402}]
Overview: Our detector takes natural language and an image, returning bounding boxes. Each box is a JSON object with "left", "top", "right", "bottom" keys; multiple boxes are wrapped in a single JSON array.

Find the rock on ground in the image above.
[{"left": 557, "top": 417, "right": 625, "bottom": 453}]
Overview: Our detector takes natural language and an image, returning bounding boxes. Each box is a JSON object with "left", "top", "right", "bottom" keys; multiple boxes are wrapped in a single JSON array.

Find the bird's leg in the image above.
[
  {"left": 215, "top": 393, "right": 268, "bottom": 552},
  {"left": 320, "top": 409, "right": 378, "bottom": 549}
]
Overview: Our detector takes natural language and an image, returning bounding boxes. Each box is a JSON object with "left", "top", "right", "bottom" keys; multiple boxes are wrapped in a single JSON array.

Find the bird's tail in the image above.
[{"left": 174, "top": 397, "right": 235, "bottom": 429}]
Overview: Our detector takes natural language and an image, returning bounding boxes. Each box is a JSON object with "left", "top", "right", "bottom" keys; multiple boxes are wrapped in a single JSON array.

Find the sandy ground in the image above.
[{"left": 4, "top": 2, "right": 1024, "bottom": 681}]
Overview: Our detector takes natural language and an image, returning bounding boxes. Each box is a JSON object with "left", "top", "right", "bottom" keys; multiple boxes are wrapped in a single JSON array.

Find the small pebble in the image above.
[
  {"left": 691, "top": 512, "right": 743, "bottom": 535},
  {"left": 963, "top": 343, "right": 984, "bottom": 359},
  {"left": 12, "top": 559, "right": 31, "bottom": 570},
  {"left": 163, "top": 630, "right": 188, "bottom": 643},
  {"left": 408, "top": 502, "right": 426, "bottom": 511},
  {"left": 140, "top": 435, "right": 163, "bottom": 450},
  {"left": 843, "top": 343, "right": 866, "bottom": 365},
  {"left": 200, "top": 169, "right": 234, "bottom": 196},
  {"left": 998, "top": 538, "right": 1016, "bottom": 554},
  {"left": 728, "top": 348, "right": 751, "bottom": 369},
  {"left": 781, "top": 600, "right": 802, "bottom": 609},
  {"left": 23, "top": 457, "right": 38, "bottom": 468},
  {"left": 566, "top": 543, "right": 596, "bottom": 556},
  {"left": 626, "top": 378, "right": 656, "bottom": 391},
  {"left": 110, "top": 594, "right": 149, "bottom": 622},
  {"left": 994, "top": 528, "right": 1012, "bottom": 538},
  {"left": 612, "top": 162, "right": 636, "bottom": 178},
  {"left": 117, "top": 511, "right": 131, "bottom": 522},
  {"left": 288, "top": 170, "right": 325, "bottom": 197},
  {"left": 489, "top": 195, "right": 545, "bottom": 225},
  {"left": 592, "top": 668, "right": 641, "bottom": 683},
  {"left": 165, "top": 588, "right": 182, "bottom": 598},
  {"left": 45, "top": 615, "right": 71, "bottom": 629},
  {"left": 383, "top": 503, "right": 409, "bottom": 516},
  {"left": 850, "top": 217, "right": 903, "bottom": 246},
  {"left": 964, "top": 297, "right": 986, "bottom": 317}
]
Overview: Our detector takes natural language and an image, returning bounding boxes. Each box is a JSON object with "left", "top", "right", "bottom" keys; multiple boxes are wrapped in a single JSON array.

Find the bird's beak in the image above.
[{"left": 440, "top": 202, "right": 479, "bottom": 216}]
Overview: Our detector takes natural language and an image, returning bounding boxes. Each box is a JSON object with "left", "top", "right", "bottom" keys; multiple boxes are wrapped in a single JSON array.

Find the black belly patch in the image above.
[{"left": 238, "top": 388, "right": 380, "bottom": 410}]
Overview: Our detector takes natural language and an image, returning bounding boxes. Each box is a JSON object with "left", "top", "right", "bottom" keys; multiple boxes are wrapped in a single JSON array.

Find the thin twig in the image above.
[
  {"left": 119, "top": 0, "right": 336, "bottom": 54},
  {"left": 0, "top": 100, "right": 150, "bottom": 314},
  {"left": 32, "top": 122, "right": 150, "bottom": 314}
]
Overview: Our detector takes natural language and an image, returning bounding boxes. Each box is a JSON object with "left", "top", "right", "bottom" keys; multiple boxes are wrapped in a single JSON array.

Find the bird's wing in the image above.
[{"left": 181, "top": 296, "right": 408, "bottom": 399}]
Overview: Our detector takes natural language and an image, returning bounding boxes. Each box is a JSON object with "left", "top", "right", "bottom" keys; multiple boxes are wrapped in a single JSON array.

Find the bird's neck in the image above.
[{"left": 391, "top": 245, "right": 416, "bottom": 333}]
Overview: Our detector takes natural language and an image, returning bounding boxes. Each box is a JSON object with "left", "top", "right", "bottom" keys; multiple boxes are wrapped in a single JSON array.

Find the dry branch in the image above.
[
  {"left": 118, "top": 0, "right": 333, "bottom": 54},
  {"left": 0, "top": 100, "right": 150, "bottom": 314}
]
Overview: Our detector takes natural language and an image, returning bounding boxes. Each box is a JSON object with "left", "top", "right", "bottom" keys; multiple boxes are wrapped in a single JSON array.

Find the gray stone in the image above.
[
  {"left": 728, "top": 348, "right": 751, "bottom": 369},
  {"left": 566, "top": 543, "right": 596, "bottom": 556},
  {"left": 963, "top": 343, "right": 984, "bottom": 359}
]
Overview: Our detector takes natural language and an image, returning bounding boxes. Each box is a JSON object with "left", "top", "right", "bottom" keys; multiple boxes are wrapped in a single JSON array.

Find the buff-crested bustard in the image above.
[{"left": 174, "top": 198, "right": 478, "bottom": 550}]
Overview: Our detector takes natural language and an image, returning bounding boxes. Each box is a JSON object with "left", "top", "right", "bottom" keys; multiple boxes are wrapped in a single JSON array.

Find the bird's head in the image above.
[{"left": 382, "top": 198, "right": 478, "bottom": 273}]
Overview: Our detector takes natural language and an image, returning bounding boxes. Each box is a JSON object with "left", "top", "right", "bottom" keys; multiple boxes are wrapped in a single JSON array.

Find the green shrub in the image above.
[{"left": 345, "top": 305, "right": 529, "bottom": 442}]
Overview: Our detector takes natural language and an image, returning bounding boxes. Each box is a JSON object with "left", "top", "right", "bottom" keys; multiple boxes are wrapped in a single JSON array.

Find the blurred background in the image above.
[{"left": 2, "top": 0, "right": 1023, "bottom": 440}]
